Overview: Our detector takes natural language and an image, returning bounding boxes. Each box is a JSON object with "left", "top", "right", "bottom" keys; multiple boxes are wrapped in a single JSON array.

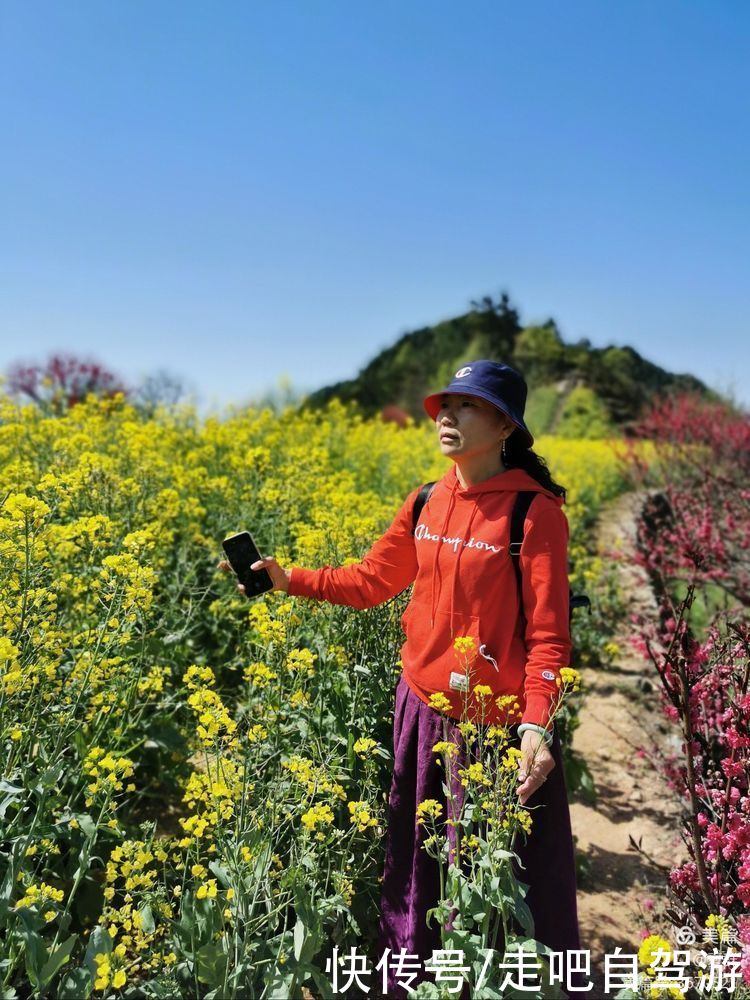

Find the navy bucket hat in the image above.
[{"left": 423, "top": 360, "right": 534, "bottom": 448}]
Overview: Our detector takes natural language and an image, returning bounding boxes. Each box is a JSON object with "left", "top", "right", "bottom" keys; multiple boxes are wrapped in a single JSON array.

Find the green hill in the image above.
[{"left": 301, "top": 292, "right": 713, "bottom": 437}]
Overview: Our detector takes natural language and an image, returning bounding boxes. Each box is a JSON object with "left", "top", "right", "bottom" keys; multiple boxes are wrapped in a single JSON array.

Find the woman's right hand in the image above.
[{"left": 216, "top": 557, "right": 291, "bottom": 594}]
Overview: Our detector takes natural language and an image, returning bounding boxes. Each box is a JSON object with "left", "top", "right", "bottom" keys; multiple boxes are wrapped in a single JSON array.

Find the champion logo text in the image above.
[{"left": 414, "top": 521, "right": 503, "bottom": 555}]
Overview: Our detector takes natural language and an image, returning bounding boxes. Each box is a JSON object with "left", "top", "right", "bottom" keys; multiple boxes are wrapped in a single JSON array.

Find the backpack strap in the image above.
[
  {"left": 510, "top": 491, "right": 537, "bottom": 633},
  {"left": 411, "top": 482, "right": 436, "bottom": 535},
  {"left": 511, "top": 492, "right": 591, "bottom": 629}
]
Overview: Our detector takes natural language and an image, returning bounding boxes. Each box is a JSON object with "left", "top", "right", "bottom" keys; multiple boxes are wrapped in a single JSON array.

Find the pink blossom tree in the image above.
[
  {"left": 618, "top": 391, "right": 750, "bottom": 981},
  {"left": 5, "top": 353, "right": 128, "bottom": 415}
]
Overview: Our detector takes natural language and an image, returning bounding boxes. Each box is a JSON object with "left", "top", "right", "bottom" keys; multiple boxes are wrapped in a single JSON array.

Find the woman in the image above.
[{"left": 219, "top": 360, "right": 584, "bottom": 998}]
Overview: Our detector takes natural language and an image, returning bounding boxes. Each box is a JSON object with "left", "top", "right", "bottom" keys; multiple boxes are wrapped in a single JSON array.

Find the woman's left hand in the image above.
[{"left": 516, "top": 729, "right": 555, "bottom": 806}]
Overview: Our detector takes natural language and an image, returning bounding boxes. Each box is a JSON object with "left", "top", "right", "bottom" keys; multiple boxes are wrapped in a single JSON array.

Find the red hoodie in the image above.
[{"left": 288, "top": 464, "right": 571, "bottom": 729}]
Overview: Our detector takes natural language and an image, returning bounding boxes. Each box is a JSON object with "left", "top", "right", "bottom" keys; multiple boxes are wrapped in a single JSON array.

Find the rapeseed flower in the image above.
[
  {"left": 484, "top": 724, "right": 511, "bottom": 747},
  {"left": 285, "top": 648, "right": 316, "bottom": 677},
  {"left": 348, "top": 800, "right": 378, "bottom": 832},
  {"left": 281, "top": 754, "right": 346, "bottom": 801},
  {"left": 196, "top": 879, "right": 218, "bottom": 900},
  {"left": 243, "top": 661, "right": 278, "bottom": 688},
  {"left": 301, "top": 803, "right": 334, "bottom": 834},
  {"left": 248, "top": 602, "right": 287, "bottom": 645},
  {"left": 458, "top": 721, "right": 478, "bottom": 741},
  {"left": 495, "top": 694, "right": 521, "bottom": 715},
  {"left": 428, "top": 692, "right": 452, "bottom": 714},
  {"left": 461, "top": 834, "right": 481, "bottom": 858},
  {"left": 453, "top": 636, "right": 476, "bottom": 653},
  {"left": 637, "top": 934, "right": 672, "bottom": 974},
  {"left": 501, "top": 747, "right": 524, "bottom": 771},
  {"left": 704, "top": 913, "right": 732, "bottom": 943},
  {"left": 83, "top": 747, "right": 135, "bottom": 804},
  {"left": 15, "top": 882, "right": 64, "bottom": 911},
  {"left": 557, "top": 667, "right": 581, "bottom": 691},
  {"left": 416, "top": 799, "right": 443, "bottom": 825},
  {"left": 187, "top": 688, "right": 238, "bottom": 747},
  {"left": 458, "top": 762, "right": 492, "bottom": 788}
]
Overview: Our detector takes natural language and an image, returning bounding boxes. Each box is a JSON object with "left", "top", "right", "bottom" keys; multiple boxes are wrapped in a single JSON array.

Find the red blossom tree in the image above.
[
  {"left": 618, "top": 391, "right": 750, "bottom": 610},
  {"left": 5, "top": 353, "right": 129, "bottom": 415},
  {"left": 616, "top": 391, "right": 750, "bottom": 978}
]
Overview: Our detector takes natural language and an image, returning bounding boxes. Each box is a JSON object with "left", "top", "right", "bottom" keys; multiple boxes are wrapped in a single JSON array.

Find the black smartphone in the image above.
[{"left": 221, "top": 531, "right": 274, "bottom": 598}]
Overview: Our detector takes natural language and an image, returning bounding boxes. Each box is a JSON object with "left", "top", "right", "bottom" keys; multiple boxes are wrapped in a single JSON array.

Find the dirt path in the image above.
[{"left": 569, "top": 490, "right": 687, "bottom": 991}]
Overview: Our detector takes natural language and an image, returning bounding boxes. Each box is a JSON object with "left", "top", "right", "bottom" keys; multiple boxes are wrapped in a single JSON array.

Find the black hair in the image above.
[{"left": 503, "top": 429, "right": 567, "bottom": 500}]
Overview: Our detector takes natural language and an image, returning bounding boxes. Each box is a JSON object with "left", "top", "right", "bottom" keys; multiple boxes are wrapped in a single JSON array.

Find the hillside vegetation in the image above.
[{"left": 302, "top": 293, "right": 711, "bottom": 437}]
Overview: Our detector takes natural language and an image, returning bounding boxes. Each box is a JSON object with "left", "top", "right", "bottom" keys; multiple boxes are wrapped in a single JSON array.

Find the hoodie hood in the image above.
[{"left": 442, "top": 463, "right": 565, "bottom": 504}]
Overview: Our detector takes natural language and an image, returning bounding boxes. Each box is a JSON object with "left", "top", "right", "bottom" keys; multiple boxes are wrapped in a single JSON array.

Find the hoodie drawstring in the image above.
[
  {"left": 450, "top": 498, "right": 480, "bottom": 635},
  {"left": 430, "top": 480, "right": 457, "bottom": 628}
]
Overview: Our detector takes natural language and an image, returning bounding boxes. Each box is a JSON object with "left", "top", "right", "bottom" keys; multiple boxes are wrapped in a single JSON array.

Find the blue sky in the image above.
[{"left": 2, "top": 0, "right": 748, "bottom": 417}]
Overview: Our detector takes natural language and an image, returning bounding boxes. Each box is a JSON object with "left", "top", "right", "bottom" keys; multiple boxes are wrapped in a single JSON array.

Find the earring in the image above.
[{"left": 501, "top": 438, "right": 507, "bottom": 460}]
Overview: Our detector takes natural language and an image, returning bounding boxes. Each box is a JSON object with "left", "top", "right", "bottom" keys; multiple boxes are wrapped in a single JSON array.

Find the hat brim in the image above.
[{"left": 423, "top": 389, "right": 534, "bottom": 448}]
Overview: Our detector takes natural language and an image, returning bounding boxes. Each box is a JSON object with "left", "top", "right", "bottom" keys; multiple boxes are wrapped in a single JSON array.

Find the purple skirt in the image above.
[{"left": 374, "top": 673, "right": 584, "bottom": 998}]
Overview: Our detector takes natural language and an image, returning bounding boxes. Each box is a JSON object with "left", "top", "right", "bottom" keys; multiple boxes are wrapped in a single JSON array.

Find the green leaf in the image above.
[
  {"left": 505, "top": 934, "right": 542, "bottom": 952},
  {"left": 139, "top": 904, "right": 155, "bottom": 935},
  {"left": 72, "top": 730, "right": 88, "bottom": 760},
  {"left": 290, "top": 884, "right": 324, "bottom": 967},
  {"left": 57, "top": 968, "right": 92, "bottom": 1000},
  {"left": 411, "top": 982, "right": 441, "bottom": 997},
  {"left": 84, "top": 925, "right": 111, "bottom": 976},
  {"left": 16, "top": 915, "right": 46, "bottom": 989},
  {"left": 578, "top": 762, "right": 597, "bottom": 802},
  {"left": 0, "top": 783, "right": 24, "bottom": 821},
  {"left": 195, "top": 942, "right": 228, "bottom": 987},
  {"left": 293, "top": 918, "right": 305, "bottom": 962},
  {"left": 208, "top": 861, "right": 231, "bottom": 887},
  {"left": 0, "top": 859, "right": 18, "bottom": 916},
  {"left": 252, "top": 842, "right": 272, "bottom": 883},
  {"left": 511, "top": 897, "right": 535, "bottom": 937},
  {"left": 266, "top": 969, "right": 296, "bottom": 1000},
  {"left": 39, "top": 934, "right": 77, "bottom": 989},
  {"left": 311, "top": 966, "right": 343, "bottom": 1000},
  {"left": 442, "top": 927, "right": 487, "bottom": 969},
  {"left": 40, "top": 761, "right": 65, "bottom": 790},
  {"left": 77, "top": 814, "right": 97, "bottom": 838}
]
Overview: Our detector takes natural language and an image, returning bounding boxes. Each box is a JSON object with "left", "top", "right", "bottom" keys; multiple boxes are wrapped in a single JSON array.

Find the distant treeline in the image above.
[{"left": 302, "top": 292, "right": 713, "bottom": 438}]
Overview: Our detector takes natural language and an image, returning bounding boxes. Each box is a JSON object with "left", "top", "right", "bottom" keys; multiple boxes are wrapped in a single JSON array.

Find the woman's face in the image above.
[{"left": 435, "top": 394, "right": 514, "bottom": 461}]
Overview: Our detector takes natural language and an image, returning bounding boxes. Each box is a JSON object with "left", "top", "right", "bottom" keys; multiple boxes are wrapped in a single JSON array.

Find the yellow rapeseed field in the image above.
[{"left": 0, "top": 392, "right": 640, "bottom": 997}]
